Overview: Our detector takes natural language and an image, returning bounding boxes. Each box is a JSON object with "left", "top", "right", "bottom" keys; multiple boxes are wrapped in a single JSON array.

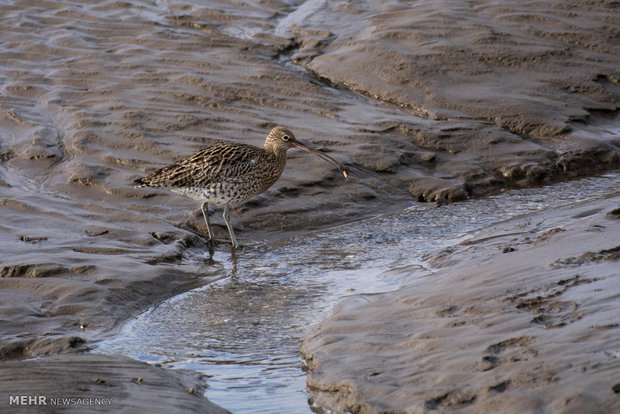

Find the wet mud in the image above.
[
  {"left": 93, "top": 176, "right": 619, "bottom": 413},
  {"left": 302, "top": 195, "right": 620, "bottom": 414}
]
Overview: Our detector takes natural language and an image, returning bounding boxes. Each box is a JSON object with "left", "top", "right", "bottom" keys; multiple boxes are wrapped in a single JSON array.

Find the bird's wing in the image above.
[{"left": 137, "top": 144, "right": 267, "bottom": 188}]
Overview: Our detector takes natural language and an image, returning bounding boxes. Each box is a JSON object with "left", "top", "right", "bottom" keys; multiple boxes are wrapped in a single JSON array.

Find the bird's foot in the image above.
[{"left": 205, "top": 235, "right": 241, "bottom": 251}]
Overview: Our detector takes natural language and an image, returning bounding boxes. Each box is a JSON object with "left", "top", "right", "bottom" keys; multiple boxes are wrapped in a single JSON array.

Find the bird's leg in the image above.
[
  {"left": 222, "top": 205, "right": 238, "bottom": 249},
  {"left": 200, "top": 201, "right": 215, "bottom": 242}
]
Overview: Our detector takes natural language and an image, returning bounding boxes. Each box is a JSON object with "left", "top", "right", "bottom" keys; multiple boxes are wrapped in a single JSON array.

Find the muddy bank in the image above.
[
  {"left": 0, "top": 354, "right": 230, "bottom": 413},
  {"left": 287, "top": 0, "right": 620, "bottom": 200},
  {"left": 302, "top": 194, "right": 620, "bottom": 413}
]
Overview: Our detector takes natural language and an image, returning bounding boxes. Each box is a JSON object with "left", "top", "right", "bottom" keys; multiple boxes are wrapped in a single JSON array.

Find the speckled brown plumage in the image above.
[
  {"left": 135, "top": 143, "right": 285, "bottom": 205},
  {"left": 134, "top": 126, "right": 347, "bottom": 248}
]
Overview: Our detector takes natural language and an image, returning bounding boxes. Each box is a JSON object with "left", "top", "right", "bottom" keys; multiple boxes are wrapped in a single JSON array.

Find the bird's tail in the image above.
[{"left": 133, "top": 177, "right": 150, "bottom": 187}]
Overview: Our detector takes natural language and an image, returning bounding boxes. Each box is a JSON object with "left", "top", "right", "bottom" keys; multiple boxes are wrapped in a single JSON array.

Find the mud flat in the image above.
[
  {"left": 302, "top": 194, "right": 620, "bottom": 413},
  {"left": 0, "top": 354, "right": 230, "bottom": 413},
  {"left": 286, "top": 0, "right": 620, "bottom": 201}
]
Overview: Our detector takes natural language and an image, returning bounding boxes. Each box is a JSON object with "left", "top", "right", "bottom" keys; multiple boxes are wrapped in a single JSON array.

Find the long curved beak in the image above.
[{"left": 293, "top": 141, "right": 348, "bottom": 180}]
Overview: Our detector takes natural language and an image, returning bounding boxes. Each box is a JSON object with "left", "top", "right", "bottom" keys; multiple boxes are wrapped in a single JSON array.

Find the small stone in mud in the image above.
[
  {"left": 480, "top": 355, "right": 499, "bottom": 371},
  {"left": 69, "top": 337, "right": 86, "bottom": 348},
  {"left": 85, "top": 228, "right": 109, "bottom": 236},
  {"left": 20, "top": 235, "right": 48, "bottom": 243},
  {"left": 364, "top": 371, "right": 382, "bottom": 380},
  {"left": 607, "top": 208, "right": 620, "bottom": 219},
  {"left": 488, "top": 380, "right": 510, "bottom": 394},
  {"left": 150, "top": 232, "right": 177, "bottom": 244},
  {"left": 132, "top": 377, "right": 143, "bottom": 385},
  {"left": 73, "top": 321, "right": 88, "bottom": 330}
]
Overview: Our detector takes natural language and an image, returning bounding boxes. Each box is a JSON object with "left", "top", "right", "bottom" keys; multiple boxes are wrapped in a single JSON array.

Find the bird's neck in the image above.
[{"left": 264, "top": 142, "right": 288, "bottom": 161}]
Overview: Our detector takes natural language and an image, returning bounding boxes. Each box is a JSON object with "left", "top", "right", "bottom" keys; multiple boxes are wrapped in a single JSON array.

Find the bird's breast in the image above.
[{"left": 171, "top": 170, "right": 283, "bottom": 206}]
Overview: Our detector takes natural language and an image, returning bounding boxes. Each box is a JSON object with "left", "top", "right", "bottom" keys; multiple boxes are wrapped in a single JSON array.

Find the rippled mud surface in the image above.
[{"left": 96, "top": 173, "right": 619, "bottom": 413}]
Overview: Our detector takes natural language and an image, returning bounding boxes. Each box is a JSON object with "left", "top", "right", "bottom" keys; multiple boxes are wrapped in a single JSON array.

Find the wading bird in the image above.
[{"left": 134, "top": 126, "right": 348, "bottom": 248}]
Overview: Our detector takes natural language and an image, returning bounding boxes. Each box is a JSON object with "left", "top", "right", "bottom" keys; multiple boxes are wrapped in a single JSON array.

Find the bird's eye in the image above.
[{"left": 281, "top": 135, "right": 290, "bottom": 142}]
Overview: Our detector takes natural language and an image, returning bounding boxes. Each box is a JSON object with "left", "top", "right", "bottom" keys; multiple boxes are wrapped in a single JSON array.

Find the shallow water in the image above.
[{"left": 95, "top": 172, "right": 619, "bottom": 413}]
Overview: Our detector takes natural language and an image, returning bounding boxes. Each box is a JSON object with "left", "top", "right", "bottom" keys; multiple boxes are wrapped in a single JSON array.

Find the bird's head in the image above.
[
  {"left": 264, "top": 126, "right": 348, "bottom": 179},
  {"left": 264, "top": 126, "right": 298, "bottom": 154}
]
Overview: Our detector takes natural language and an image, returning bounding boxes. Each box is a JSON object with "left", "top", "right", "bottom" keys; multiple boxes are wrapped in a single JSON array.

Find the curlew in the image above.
[{"left": 134, "top": 126, "right": 348, "bottom": 248}]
